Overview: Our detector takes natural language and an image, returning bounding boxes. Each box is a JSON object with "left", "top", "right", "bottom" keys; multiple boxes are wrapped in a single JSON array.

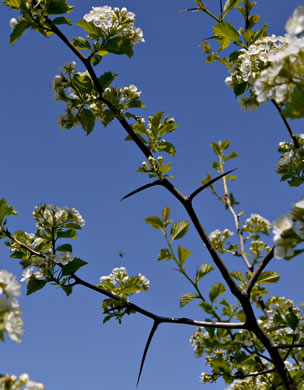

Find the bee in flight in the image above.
[{"left": 118, "top": 250, "right": 126, "bottom": 258}]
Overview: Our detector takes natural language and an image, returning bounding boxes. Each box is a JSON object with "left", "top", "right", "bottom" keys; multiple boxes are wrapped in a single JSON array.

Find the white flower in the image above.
[
  {"left": 53, "top": 252, "right": 75, "bottom": 265},
  {"left": 5, "top": 310, "right": 24, "bottom": 343},
  {"left": 286, "top": 5, "right": 304, "bottom": 35},
  {"left": 0, "top": 270, "right": 21, "bottom": 298},
  {"left": 273, "top": 214, "right": 294, "bottom": 236},
  {"left": 25, "top": 380, "right": 45, "bottom": 390},
  {"left": 9, "top": 17, "right": 18, "bottom": 29}
]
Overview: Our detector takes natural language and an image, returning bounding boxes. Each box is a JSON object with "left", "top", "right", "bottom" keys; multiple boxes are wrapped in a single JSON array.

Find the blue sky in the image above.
[{"left": 0, "top": 1, "right": 303, "bottom": 389}]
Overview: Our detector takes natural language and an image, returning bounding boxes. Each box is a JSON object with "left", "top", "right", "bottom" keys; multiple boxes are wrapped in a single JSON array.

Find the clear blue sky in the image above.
[{"left": 0, "top": 1, "right": 303, "bottom": 389}]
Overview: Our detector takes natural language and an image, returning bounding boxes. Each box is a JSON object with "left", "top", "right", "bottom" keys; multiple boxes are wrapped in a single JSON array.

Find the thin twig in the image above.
[
  {"left": 247, "top": 248, "right": 274, "bottom": 295},
  {"left": 271, "top": 100, "right": 300, "bottom": 148}
]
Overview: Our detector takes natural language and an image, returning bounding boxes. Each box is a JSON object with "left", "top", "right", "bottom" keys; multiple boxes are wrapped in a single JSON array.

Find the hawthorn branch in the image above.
[
  {"left": 271, "top": 100, "right": 300, "bottom": 148},
  {"left": 246, "top": 248, "right": 274, "bottom": 295}
]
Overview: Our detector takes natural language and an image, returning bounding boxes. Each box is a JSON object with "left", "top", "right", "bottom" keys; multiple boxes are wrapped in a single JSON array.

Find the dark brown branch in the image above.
[
  {"left": 246, "top": 248, "right": 274, "bottom": 295},
  {"left": 233, "top": 368, "right": 275, "bottom": 379},
  {"left": 188, "top": 169, "right": 236, "bottom": 202},
  {"left": 271, "top": 100, "right": 300, "bottom": 148},
  {"left": 275, "top": 344, "right": 304, "bottom": 349}
]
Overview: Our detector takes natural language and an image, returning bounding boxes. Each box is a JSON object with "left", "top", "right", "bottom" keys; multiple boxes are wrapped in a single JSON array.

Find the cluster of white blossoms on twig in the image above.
[
  {"left": 208, "top": 228, "right": 234, "bottom": 254},
  {"left": 0, "top": 373, "right": 44, "bottom": 390},
  {"left": 225, "top": 5, "right": 304, "bottom": 111},
  {"left": 242, "top": 214, "right": 272, "bottom": 235},
  {"left": 273, "top": 197, "right": 304, "bottom": 259},
  {"left": 99, "top": 267, "right": 150, "bottom": 297},
  {"left": 83, "top": 6, "right": 144, "bottom": 45},
  {"left": 33, "top": 203, "right": 85, "bottom": 229},
  {"left": 0, "top": 270, "right": 23, "bottom": 343}
]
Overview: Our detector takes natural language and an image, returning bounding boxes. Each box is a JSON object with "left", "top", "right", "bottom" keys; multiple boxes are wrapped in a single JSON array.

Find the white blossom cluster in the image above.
[
  {"left": 33, "top": 203, "right": 85, "bottom": 229},
  {"left": 276, "top": 134, "right": 304, "bottom": 179},
  {"left": 9, "top": 0, "right": 44, "bottom": 30},
  {"left": 0, "top": 373, "right": 44, "bottom": 390},
  {"left": 102, "top": 84, "right": 142, "bottom": 108},
  {"left": 0, "top": 270, "right": 23, "bottom": 343},
  {"left": 99, "top": 266, "right": 150, "bottom": 296},
  {"left": 272, "top": 197, "right": 304, "bottom": 259},
  {"left": 83, "top": 6, "right": 144, "bottom": 46},
  {"left": 225, "top": 5, "right": 304, "bottom": 110},
  {"left": 208, "top": 228, "right": 233, "bottom": 254},
  {"left": 242, "top": 214, "right": 272, "bottom": 234}
]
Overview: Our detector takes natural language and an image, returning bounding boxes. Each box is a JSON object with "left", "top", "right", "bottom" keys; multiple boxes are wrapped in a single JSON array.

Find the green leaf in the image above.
[
  {"left": 249, "top": 24, "right": 268, "bottom": 45},
  {"left": 103, "top": 37, "right": 133, "bottom": 58},
  {"left": 177, "top": 246, "right": 191, "bottom": 267},
  {"left": 229, "top": 50, "right": 242, "bottom": 61},
  {"left": 285, "top": 311, "right": 299, "bottom": 330},
  {"left": 98, "top": 72, "right": 117, "bottom": 90},
  {"left": 145, "top": 216, "right": 164, "bottom": 231},
  {"left": 223, "top": 0, "right": 243, "bottom": 17},
  {"left": 180, "top": 293, "right": 196, "bottom": 308},
  {"left": 161, "top": 207, "right": 170, "bottom": 222},
  {"left": 56, "top": 229, "right": 77, "bottom": 239},
  {"left": 224, "top": 152, "right": 238, "bottom": 162},
  {"left": 125, "top": 99, "right": 146, "bottom": 110},
  {"left": 170, "top": 221, "right": 190, "bottom": 241},
  {"left": 196, "top": 264, "right": 215, "bottom": 282},
  {"left": 10, "top": 20, "right": 30, "bottom": 46},
  {"left": 282, "top": 86, "right": 304, "bottom": 119},
  {"left": 26, "top": 279, "right": 47, "bottom": 295},
  {"left": 61, "top": 258, "right": 88, "bottom": 276},
  {"left": 79, "top": 109, "right": 95, "bottom": 135},
  {"left": 76, "top": 20, "right": 101, "bottom": 39},
  {"left": 158, "top": 248, "right": 172, "bottom": 261},
  {"left": 101, "top": 110, "right": 116, "bottom": 127},
  {"left": 213, "top": 22, "right": 242, "bottom": 44},
  {"left": 90, "top": 54, "right": 102, "bottom": 66},
  {"left": 209, "top": 283, "right": 226, "bottom": 303},
  {"left": 256, "top": 271, "right": 280, "bottom": 285},
  {"left": 234, "top": 82, "right": 247, "bottom": 96},
  {"left": 52, "top": 17, "right": 73, "bottom": 26},
  {"left": 72, "top": 37, "right": 91, "bottom": 50},
  {"left": 0, "top": 198, "right": 18, "bottom": 225},
  {"left": 46, "top": 0, "right": 74, "bottom": 14},
  {"left": 3, "top": 0, "right": 22, "bottom": 9},
  {"left": 56, "top": 244, "right": 72, "bottom": 252},
  {"left": 61, "top": 284, "right": 73, "bottom": 296},
  {"left": 230, "top": 271, "right": 246, "bottom": 283},
  {"left": 199, "top": 301, "right": 216, "bottom": 315},
  {"left": 158, "top": 141, "right": 177, "bottom": 157},
  {"left": 10, "top": 250, "right": 26, "bottom": 259},
  {"left": 72, "top": 73, "right": 93, "bottom": 94}
]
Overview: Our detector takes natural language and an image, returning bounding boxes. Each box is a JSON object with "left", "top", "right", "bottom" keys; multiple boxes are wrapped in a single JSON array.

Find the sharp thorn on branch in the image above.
[
  {"left": 120, "top": 181, "right": 161, "bottom": 201},
  {"left": 189, "top": 168, "right": 237, "bottom": 201},
  {"left": 136, "top": 320, "right": 160, "bottom": 387}
]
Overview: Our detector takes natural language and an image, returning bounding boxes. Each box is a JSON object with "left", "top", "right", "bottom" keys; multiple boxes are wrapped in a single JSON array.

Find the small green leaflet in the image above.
[
  {"left": 230, "top": 270, "right": 246, "bottom": 283},
  {"left": 61, "top": 258, "right": 88, "bottom": 276},
  {"left": 72, "top": 73, "right": 93, "bottom": 94},
  {"left": 180, "top": 293, "right": 196, "bottom": 308},
  {"left": 10, "top": 20, "right": 31, "bottom": 46},
  {"left": 158, "top": 248, "right": 172, "bottom": 261},
  {"left": 161, "top": 207, "right": 170, "bottom": 222},
  {"left": 26, "top": 279, "right": 47, "bottom": 295},
  {"left": 223, "top": 0, "right": 243, "bottom": 18},
  {"left": 209, "top": 283, "right": 226, "bottom": 303},
  {"left": 196, "top": 264, "right": 215, "bottom": 282},
  {"left": 46, "top": 0, "right": 74, "bottom": 15},
  {"left": 177, "top": 246, "right": 191, "bottom": 267},
  {"left": 145, "top": 216, "right": 164, "bottom": 231},
  {"left": 3, "top": 0, "right": 21, "bottom": 8},
  {"left": 170, "top": 221, "right": 190, "bottom": 241},
  {"left": 79, "top": 109, "right": 95, "bottom": 135},
  {"left": 282, "top": 86, "right": 304, "bottom": 119},
  {"left": 256, "top": 271, "right": 280, "bottom": 285},
  {"left": 52, "top": 17, "right": 73, "bottom": 26},
  {"left": 72, "top": 37, "right": 91, "bottom": 50}
]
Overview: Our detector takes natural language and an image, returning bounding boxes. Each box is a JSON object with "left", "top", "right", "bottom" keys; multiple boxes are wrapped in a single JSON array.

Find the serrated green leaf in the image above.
[
  {"left": 56, "top": 244, "right": 72, "bottom": 252},
  {"left": 180, "top": 293, "right": 196, "bottom": 308},
  {"left": 285, "top": 311, "right": 299, "bottom": 330},
  {"left": 158, "top": 141, "right": 177, "bottom": 157},
  {"left": 170, "top": 221, "right": 189, "bottom": 242},
  {"left": 72, "top": 37, "right": 91, "bottom": 50},
  {"left": 125, "top": 100, "right": 146, "bottom": 109},
  {"left": 199, "top": 301, "right": 216, "bottom": 315},
  {"left": 61, "top": 258, "right": 88, "bottom": 276},
  {"left": 98, "top": 72, "right": 117, "bottom": 90},
  {"left": 57, "top": 229, "right": 77, "bottom": 239},
  {"left": 10, "top": 20, "right": 31, "bottom": 45},
  {"left": 213, "top": 22, "right": 241, "bottom": 44},
  {"left": 145, "top": 216, "right": 164, "bottom": 231},
  {"left": 177, "top": 246, "right": 191, "bottom": 267},
  {"left": 72, "top": 73, "right": 93, "bottom": 94},
  {"left": 26, "top": 279, "right": 47, "bottom": 295},
  {"left": 52, "top": 16, "right": 73, "bottom": 26},
  {"left": 257, "top": 271, "right": 280, "bottom": 285},
  {"left": 196, "top": 264, "right": 215, "bottom": 282},
  {"left": 158, "top": 248, "right": 172, "bottom": 261},
  {"left": 230, "top": 271, "right": 246, "bottom": 283},
  {"left": 282, "top": 86, "right": 304, "bottom": 119},
  {"left": 223, "top": 0, "right": 243, "bottom": 17},
  {"left": 209, "top": 283, "right": 226, "bottom": 303},
  {"left": 79, "top": 109, "right": 95, "bottom": 135}
]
